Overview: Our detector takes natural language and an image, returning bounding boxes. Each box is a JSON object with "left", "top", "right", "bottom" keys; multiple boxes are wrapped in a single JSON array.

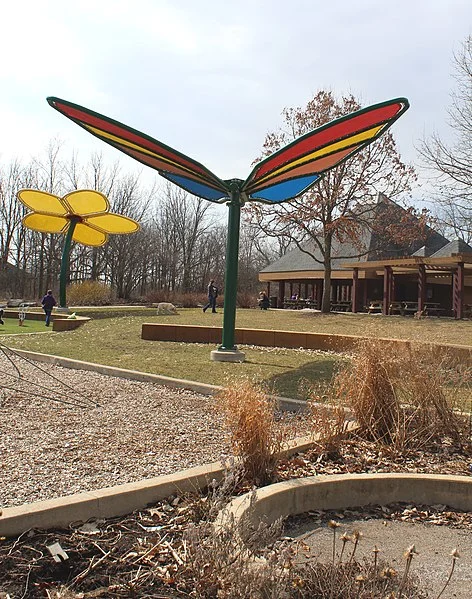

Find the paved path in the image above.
[{"left": 286, "top": 517, "right": 471, "bottom": 598}]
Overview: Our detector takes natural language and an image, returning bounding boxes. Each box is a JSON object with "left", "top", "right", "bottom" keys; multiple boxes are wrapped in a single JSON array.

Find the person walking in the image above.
[
  {"left": 203, "top": 279, "right": 218, "bottom": 313},
  {"left": 41, "top": 289, "right": 57, "bottom": 327}
]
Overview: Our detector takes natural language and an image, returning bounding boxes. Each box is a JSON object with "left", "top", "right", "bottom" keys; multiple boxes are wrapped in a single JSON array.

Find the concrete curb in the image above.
[
  {"left": 0, "top": 432, "right": 320, "bottom": 537},
  {"left": 217, "top": 473, "right": 472, "bottom": 535},
  {"left": 9, "top": 349, "right": 305, "bottom": 412},
  {"left": 0, "top": 461, "right": 226, "bottom": 538}
]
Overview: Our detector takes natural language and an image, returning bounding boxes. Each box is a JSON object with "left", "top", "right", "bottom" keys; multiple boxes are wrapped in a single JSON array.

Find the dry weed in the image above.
[
  {"left": 217, "top": 380, "right": 285, "bottom": 485},
  {"left": 327, "top": 341, "right": 470, "bottom": 453}
]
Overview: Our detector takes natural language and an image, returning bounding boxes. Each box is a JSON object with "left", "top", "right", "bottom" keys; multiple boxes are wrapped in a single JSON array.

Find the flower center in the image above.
[{"left": 66, "top": 214, "right": 83, "bottom": 224}]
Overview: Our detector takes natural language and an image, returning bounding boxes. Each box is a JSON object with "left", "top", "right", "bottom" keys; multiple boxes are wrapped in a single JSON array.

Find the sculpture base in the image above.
[{"left": 210, "top": 349, "right": 246, "bottom": 363}]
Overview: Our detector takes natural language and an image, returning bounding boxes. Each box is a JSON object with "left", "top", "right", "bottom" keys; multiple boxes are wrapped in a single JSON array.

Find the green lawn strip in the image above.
[
  {"left": 0, "top": 318, "right": 49, "bottom": 335},
  {"left": 4, "top": 309, "right": 472, "bottom": 401},
  {"left": 3, "top": 315, "right": 339, "bottom": 399},
  {"left": 23, "top": 306, "right": 472, "bottom": 347}
]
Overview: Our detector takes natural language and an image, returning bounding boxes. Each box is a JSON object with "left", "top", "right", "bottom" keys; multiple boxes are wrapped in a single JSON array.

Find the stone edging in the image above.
[
  {"left": 216, "top": 473, "right": 472, "bottom": 537},
  {"left": 0, "top": 432, "right": 320, "bottom": 538},
  {"left": 8, "top": 349, "right": 305, "bottom": 412}
]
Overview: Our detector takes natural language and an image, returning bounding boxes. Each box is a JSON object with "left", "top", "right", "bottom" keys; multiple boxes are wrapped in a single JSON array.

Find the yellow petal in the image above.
[
  {"left": 17, "top": 190, "right": 67, "bottom": 216},
  {"left": 23, "top": 213, "right": 68, "bottom": 233},
  {"left": 72, "top": 223, "right": 108, "bottom": 246},
  {"left": 85, "top": 213, "right": 140, "bottom": 234},
  {"left": 63, "top": 190, "right": 109, "bottom": 216}
]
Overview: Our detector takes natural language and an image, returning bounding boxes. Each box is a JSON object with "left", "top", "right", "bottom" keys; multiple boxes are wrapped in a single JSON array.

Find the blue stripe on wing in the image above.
[
  {"left": 247, "top": 174, "right": 320, "bottom": 203},
  {"left": 161, "top": 173, "right": 230, "bottom": 203}
]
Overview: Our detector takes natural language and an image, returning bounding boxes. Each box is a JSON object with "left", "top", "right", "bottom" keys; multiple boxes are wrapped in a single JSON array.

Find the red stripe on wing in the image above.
[{"left": 250, "top": 102, "right": 404, "bottom": 183}]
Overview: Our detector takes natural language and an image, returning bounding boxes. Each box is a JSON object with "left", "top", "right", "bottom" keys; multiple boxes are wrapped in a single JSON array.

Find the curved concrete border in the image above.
[
  {"left": 217, "top": 473, "right": 472, "bottom": 536},
  {"left": 8, "top": 349, "right": 305, "bottom": 412},
  {"left": 0, "top": 427, "right": 327, "bottom": 537}
]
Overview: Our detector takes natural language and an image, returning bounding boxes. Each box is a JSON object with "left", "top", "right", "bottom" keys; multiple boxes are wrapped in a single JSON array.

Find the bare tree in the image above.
[
  {"left": 158, "top": 184, "right": 216, "bottom": 292},
  {"left": 419, "top": 35, "right": 472, "bottom": 239},
  {"left": 245, "top": 91, "right": 417, "bottom": 312}
]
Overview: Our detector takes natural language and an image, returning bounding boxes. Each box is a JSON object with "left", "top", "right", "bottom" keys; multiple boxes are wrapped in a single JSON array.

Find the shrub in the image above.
[
  {"left": 217, "top": 380, "right": 285, "bottom": 485},
  {"left": 66, "top": 280, "right": 113, "bottom": 306},
  {"left": 327, "top": 341, "right": 469, "bottom": 452},
  {"left": 237, "top": 291, "right": 255, "bottom": 308}
]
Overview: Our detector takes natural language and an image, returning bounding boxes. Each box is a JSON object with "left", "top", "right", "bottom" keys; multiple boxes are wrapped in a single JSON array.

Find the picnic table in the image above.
[
  {"left": 423, "top": 302, "right": 446, "bottom": 317},
  {"left": 367, "top": 301, "right": 383, "bottom": 314},
  {"left": 330, "top": 301, "right": 352, "bottom": 312},
  {"left": 283, "top": 298, "right": 318, "bottom": 310},
  {"left": 402, "top": 301, "right": 419, "bottom": 315},
  {"left": 389, "top": 301, "right": 445, "bottom": 317}
]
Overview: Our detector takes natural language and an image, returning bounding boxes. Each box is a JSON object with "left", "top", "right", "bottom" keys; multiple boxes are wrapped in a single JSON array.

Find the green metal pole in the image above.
[
  {"left": 219, "top": 183, "right": 242, "bottom": 351},
  {"left": 59, "top": 218, "right": 79, "bottom": 308}
]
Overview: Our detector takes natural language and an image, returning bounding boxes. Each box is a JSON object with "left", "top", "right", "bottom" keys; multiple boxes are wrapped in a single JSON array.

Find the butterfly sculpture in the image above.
[
  {"left": 47, "top": 96, "right": 409, "bottom": 355},
  {"left": 47, "top": 97, "right": 408, "bottom": 204}
]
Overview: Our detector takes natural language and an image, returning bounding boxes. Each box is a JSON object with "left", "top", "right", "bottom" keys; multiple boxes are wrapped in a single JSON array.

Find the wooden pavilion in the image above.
[{"left": 258, "top": 195, "right": 472, "bottom": 319}]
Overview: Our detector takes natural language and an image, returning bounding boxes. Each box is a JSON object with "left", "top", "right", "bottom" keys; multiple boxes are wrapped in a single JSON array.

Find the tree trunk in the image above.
[{"left": 321, "top": 263, "right": 332, "bottom": 313}]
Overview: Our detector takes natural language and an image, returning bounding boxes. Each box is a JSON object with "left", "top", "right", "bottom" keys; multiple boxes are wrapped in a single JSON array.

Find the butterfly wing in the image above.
[
  {"left": 47, "top": 97, "right": 230, "bottom": 203},
  {"left": 242, "top": 98, "right": 409, "bottom": 203}
]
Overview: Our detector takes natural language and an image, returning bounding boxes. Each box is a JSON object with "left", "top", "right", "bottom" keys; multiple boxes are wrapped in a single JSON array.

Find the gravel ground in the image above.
[{"left": 0, "top": 351, "right": 306, "bottom": 509}]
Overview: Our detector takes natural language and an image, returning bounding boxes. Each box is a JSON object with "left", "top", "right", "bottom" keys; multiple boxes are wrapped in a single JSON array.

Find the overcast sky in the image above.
[{"left": 0, "top": 0, "right": 470, "bottom": 206}]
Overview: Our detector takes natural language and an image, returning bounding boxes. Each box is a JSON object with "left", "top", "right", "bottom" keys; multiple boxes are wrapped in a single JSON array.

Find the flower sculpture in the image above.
[{"left": 17, "top": 189, "right": 140, "bottom": 307}]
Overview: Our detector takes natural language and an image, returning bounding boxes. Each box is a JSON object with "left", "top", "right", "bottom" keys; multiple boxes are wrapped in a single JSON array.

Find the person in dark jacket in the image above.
[
  {"left": 258, "top": 291, "right": 270, "bottom": 310},
  {"left": 41, "top": 290, "right": 57, "bottom": 327},
  {"left": 203, "top": 279, "right": 218, "bottom": 313}
]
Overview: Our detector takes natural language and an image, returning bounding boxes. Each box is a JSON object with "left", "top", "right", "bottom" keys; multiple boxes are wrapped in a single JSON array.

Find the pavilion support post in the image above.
[
  {"left": 267, "top": 282, "right": 270, "bottom": 297},
  {"left": 418, "top": 264, "right": 426, "bottom": 315},
  {"left": 455, "top": 262, "right": 465, "bottom": 319},
  {"left": 289, "top": 282, "right": 293, "bottom": 297},
  {"left": 278, "top": 281, "right": 285, "bottom": 308},
  {"left": 452, "top": 270, "right": 457, "bottom": 317},
  {"left": 351, "top": 268, "right": 359, "bottom": 313},
  {"left": 383, "top": 266, "right": 392, "bottom": 315}
]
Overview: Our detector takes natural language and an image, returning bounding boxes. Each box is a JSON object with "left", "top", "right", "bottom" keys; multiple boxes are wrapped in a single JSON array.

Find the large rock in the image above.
[{"left": 157, "top": 302, "right": 178, "bottom": 315}]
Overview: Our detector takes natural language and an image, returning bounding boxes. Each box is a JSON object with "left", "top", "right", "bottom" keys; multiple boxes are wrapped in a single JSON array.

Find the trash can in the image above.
[{"left": 270, "top": 296, "right": 278, "bottom": 308}]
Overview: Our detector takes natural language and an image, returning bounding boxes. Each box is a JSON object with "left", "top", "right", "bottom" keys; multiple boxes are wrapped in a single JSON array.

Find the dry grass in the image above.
[
  {"left": 217, "top": 380, "right": 286, "bottom": 485},
  {"left": 325, "top": 341, "right": 471, "bottom": 453},
  {"left": 182, "top": 493, "right": 430, "bottom": 599}
]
